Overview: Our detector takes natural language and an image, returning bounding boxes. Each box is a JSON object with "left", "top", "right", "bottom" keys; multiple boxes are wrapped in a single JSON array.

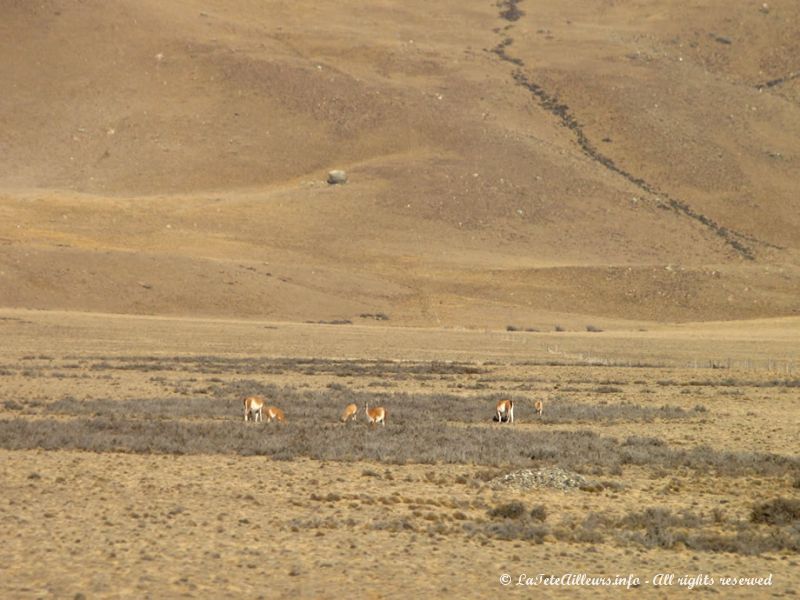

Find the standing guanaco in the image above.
[
  {"left": 243, "top": 395, "right": 264, "bottom": 422},
  {"left": 495, "top": 399, "right": 514, "bottom": 424}
]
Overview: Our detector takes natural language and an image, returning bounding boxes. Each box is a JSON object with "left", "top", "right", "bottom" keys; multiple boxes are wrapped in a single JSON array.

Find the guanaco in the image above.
[
  {"left": 340, "top": 403, "right": 358, "bottom": 423},
  {"left": 534, "top": 399, "right": 544, "bottom": 416},
  {"left": 495, "top": 399, "right": 514, "bottom": 424},
  {"left": 243, "top": 395, "right": 265, "bottom": 422},
  {"left": 364, "top": 401, "right": 386, "bottom": 426},
  {"left": 265, "top": 406, "right": 285, "bottom": 423}
]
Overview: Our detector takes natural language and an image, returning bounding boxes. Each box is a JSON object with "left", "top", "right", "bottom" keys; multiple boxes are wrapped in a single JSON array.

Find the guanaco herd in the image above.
[
  {"left": 243, "top": 394, "right": 542, "bottom": 426},
  {"left": 242, "top": 395, "right": 285, "bottom": 423}
]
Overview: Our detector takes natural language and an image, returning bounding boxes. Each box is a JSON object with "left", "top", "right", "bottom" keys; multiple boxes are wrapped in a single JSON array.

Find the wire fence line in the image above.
[{"left": 544, "top": 346, "right": 797, "bottom": 374}]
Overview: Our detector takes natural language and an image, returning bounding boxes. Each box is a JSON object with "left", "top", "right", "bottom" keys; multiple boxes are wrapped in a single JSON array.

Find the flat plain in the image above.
[{"left": 1, "top": 310, "right": 798, "bottom": 598}]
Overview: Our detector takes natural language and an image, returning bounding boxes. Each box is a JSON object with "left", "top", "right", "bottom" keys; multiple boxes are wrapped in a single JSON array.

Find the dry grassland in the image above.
[
  {"left": 1, "top": 310, "right": 798, "bottom": 598},
  {"left": 2, "top": 0, "right": 799, "bottom": 597}
]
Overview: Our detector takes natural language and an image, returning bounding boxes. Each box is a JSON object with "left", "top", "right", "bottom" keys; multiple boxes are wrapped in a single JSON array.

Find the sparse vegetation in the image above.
[
  {"left": 4, "top": 354, "right": 792, "bottom": 480},
  {"left": 592, "top": 385, "right": 623, "bottom": 394},
  {"left": 473, "top": 499, "right": 550, "bottom": 543},
  {"left": 359, "top": 313, "right": 390, "bottom": 321},
  {"left": 529, "top": 504, "right": 548, "bottom": 522},
  {"left": 506, "top": 325, "right": 540, "bottom": 333},
  {"left": 0, "top": 405, "right": 795, "bottom": 479},
  {"left": 2, "top": 345, "right": 798, "bottom": 581},
  {"left": 750, "top": 498, "right": 800, "bottom": 525}
]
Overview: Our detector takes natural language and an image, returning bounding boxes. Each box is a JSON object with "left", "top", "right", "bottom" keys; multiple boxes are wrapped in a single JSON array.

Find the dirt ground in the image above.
[{"left": 1, "top": 310, "right": 798, "bottom": 598}]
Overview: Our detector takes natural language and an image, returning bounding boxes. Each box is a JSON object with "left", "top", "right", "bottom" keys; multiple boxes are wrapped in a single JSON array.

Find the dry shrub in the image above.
[
  {"left": 488, "top": 501, "right": 527, "bottom": 520},
  {"left": 2, "top": 374, "right": 797, "bottom": 480},
  {"left": 529, "top": 504, "right": 547, "bottom": 522},
  {"left": 750, "top": 498, "right": 800, "bottom": 525},
  {"left": 0, "top": 416, "right": 797, "bottom": 479},
  {"left": 479, "top": 521, "right": 549, "bottom": 543},
  {"left": 471, "top": 501, "right": 551, "bottom": 543},
  {"left": 605, "top": 506, "right": 800, "bottom": 555}
]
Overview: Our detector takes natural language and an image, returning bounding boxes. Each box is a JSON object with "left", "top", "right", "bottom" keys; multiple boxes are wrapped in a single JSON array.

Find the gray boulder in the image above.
[{"left": 327, "top": 170, "right": 348, "bottom": 185}]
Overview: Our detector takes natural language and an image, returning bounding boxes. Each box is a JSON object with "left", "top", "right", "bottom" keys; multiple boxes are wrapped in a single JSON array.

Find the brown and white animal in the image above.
[
  {"left": 243, "top": 395, "right": 265, "bottom": 422},
  {"left": 534, "top": 399, "right": 544, "bottom": 416},
  {"left": 364, "top": 401, "right": 386, "bottom": 427},
  {"left": 495, "top": 399, "right": 514, "bottom": 424},
  {"left": 340, "top": 403, "right": 358, "bottom": 423},
  {"left": 265, "top": 406, "right": 285, "bottom": 423}
]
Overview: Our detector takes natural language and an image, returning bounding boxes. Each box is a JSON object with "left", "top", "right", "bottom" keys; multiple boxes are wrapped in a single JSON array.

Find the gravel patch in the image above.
[{"left": 489, "top": 467, "right": 591, "bottom": 491}]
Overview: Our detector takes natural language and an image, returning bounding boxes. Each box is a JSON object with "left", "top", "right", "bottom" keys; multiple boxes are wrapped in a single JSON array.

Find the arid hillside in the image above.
[{"left": 1, "top": 0, "right": 798, "bottom": 326}]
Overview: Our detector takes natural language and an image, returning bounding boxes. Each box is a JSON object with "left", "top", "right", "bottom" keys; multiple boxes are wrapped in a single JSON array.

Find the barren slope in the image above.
[{"left": 1, "top": 0, "right": 799, "bottom": 325}]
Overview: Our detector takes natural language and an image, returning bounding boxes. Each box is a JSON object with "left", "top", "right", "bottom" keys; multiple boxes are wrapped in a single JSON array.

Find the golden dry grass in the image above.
[{"left": 1, "top": 310, "right": 798, "bottom": 598}]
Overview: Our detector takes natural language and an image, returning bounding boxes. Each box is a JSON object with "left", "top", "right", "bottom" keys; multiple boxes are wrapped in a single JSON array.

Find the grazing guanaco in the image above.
[
  {"left": 534, "top": 399, "right": 544, "bottom": 416},
  {"left": 364, "top": 401, "right": 386, "bottom": 427},
  {"left": 265, "top": 406, "right": 285, "bottom": 423},
  {"left": 243, "top": 395, "right": 265, "bottom": 422},
  {"left": 495, "top": 399, "right": 514, "bottom": 424},
  {"left": 340, "top": 403, "right": 358, "bottom": 423}
]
